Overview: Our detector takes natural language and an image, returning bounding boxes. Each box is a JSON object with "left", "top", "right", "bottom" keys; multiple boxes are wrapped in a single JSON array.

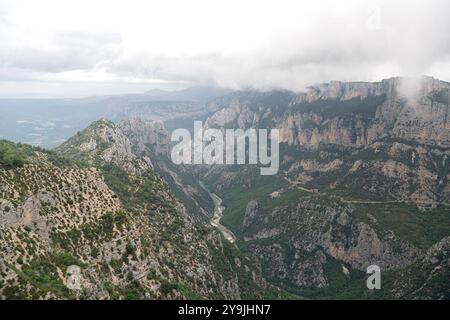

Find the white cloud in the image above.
[{"left": 0, "top": 0, "right": 449, "bottom": 97}]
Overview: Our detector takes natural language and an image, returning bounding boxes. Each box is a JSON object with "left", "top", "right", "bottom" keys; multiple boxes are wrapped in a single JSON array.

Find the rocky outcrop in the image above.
[
  {"left": 119, "top": 117, "right": 170, "bottom": 156},
  {"left": 58, "top": 119, "right": 152, "bottom": 174},
  {"left": 57, "top": 118, "right": 214, "bottom": 221},
  {"left": 252, "top": 244, "right": 329, "bottom": 289},
  {"left": 244, "top": 196, "right": 423, "bottom": 289},
  {"left": 0, "top": 163, "right": 119, "bottom": 237},
  {"left": 243, "top": 200, "right": 259, "bottom": 229},
  {"left": 206, "top": 76, "right": 450, "bottom": 148},
  {"left": 291, "top": 79, "right": 392, "bottom": 103},
  {"left": 389, "top": 237, "right": 450, "bottom": 299}
]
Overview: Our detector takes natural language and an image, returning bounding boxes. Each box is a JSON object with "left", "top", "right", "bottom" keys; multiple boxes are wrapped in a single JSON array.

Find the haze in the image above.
[{"left": 1, "top": 0, "right": 450, "bottom": 98}]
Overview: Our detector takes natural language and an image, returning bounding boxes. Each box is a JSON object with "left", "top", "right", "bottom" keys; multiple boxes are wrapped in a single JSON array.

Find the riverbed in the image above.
[{"left": 199, "top": 182, "right": 236, "bottom": 243}]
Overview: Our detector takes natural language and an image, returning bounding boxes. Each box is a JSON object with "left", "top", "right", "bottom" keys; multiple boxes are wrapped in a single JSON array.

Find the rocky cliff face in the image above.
[
  {"left": 58, "top": 118, "right": 213, "bottom": 221},
  {"left": 385, "top": 236, "right": 450, "bottom": 299},
  {"left": 119, "top": 117, "right": 170, "bottom": 156},
  {"left": 206, "top": 76, "right": 450, "bottom": 148},
  {"left": 244, "top": 197, "right": 421, "bottom": 288}
]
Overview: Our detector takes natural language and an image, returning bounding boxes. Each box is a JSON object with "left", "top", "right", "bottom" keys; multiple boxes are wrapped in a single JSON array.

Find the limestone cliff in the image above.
[{"left": 205, "top": 76, "right": 450, "bottom": 148}]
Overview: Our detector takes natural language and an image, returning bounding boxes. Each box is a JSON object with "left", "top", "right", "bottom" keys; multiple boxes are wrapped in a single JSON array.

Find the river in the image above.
[{"left": 199, "top": 181, "right": 236, "bottom": 243}]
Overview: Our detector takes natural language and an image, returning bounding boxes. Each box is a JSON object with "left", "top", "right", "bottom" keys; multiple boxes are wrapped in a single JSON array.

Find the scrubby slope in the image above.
[{"left": 0, "top": 137, "right": 283, "bottom": 299}]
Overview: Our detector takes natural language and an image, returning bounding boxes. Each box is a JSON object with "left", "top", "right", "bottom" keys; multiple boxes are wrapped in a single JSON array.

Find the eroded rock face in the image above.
[
  {"left": 119, "top": 117, "right": 170, "bottom": 156},
  {"left": 243, "top": 197, "right": 422, "bottom": 288},
  {"left": 94, "top": 121, "right": 135, "bottom": 163},
  {"left": 389, "top": 237, "right": 450, "bottom": 299},
  {"left": 243, "top": 200, "right": 259, "bottom": 229},
  {"left": 291, "top": 79, "right": 393, "bottom": 103},
  {"left": 58, "top": 119, "right": 151, "bottom": 174},
  {"left": 58, "top": 118, "right": 216, "bottom": 222},
  {"left": 0, "top": 163, "right": 120, "bottom": 234},
  {"left": 322, "top": 218, "right": 419, "bottom": 271},
  {"left": 206, "top": 76, "right": 450, "bottom": 149},
  {"left": 290, "top": 77, "right": 449, "bottom": 148},
  {"left": 0, "top": 157, "right": 124, "bottom": 298},
  {"left": 252, "top": 244, "right": 329, "bottom": 288}
]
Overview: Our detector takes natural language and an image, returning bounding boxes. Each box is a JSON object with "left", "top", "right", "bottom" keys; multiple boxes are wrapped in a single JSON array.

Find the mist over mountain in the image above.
[{"left": 144, "top": 86, "right": 233, "bottom": 102}]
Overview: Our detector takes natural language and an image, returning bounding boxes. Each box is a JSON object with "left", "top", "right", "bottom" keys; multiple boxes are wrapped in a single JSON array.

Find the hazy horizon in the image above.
[
  {"left": 1, "top": 0, "right": 450, "bottom": 98},
  {"left": 0, "top": 74, "right": 447, "bottom": 100}
]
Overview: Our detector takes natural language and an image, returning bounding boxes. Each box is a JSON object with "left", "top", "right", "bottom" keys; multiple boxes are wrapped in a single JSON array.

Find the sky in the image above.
[{"left": 0, "top": 0, "right": 450, "bottom": 98}]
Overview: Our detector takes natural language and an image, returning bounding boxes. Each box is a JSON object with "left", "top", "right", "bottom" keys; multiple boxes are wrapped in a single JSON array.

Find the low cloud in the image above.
[{"left": 0, "top": 0, "right": 450, "bottom": 97}]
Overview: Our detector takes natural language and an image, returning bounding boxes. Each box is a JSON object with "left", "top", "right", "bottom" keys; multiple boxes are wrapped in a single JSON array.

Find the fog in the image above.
[{"left": 1, "top": 0, "right": 449, "bottom": 97}]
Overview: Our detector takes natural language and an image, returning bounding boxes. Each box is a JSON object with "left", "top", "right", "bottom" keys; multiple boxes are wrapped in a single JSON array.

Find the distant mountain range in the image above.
[
  {"left": 144, "top": 86, "right": 232, "bottom": 102},
  {"left": 0, "top": 86, "right": 231, "bottom": 148}
]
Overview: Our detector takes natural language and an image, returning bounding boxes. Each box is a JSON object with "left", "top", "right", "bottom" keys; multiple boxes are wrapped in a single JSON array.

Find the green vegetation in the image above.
[
  {"left": 353, "top": 203, "right": 450, "bottom": 249},
  {"left": 0, "top": 140, "right": 31, "bottom": 169},
  {"left": 272, "top": 256, "right": 371, "bottom": 300},
  {"left": 219, "top": 169, "right": 286, "bottom": 235},
  {"left": 241, "top": 238, "right": 383, "bottom": 300},
  {"left": 0, "top": 139, "right": 77, "bottom": 170},
  {"left": 101, "top": 164, "right": 178, "bottom": 214},
  {"left": 5, "top": 251, "right": 83, "bottom": 299},
  {"left": 123, "top": 279, "right": 145, "bottom": 300},
  {"left": 0, "top": 136, "right": 289, "bottom": 300},
  {"left": 151, "top": 155, "right": 215, "bottom": 220},
  {"left": 50, "top": 212, "right": 127, "bottom": 249},
  {"left": 302, "top": 260, "right": 385, "bottom": 300},
  {"left": 206, "top": 237, "right": 292, "bottom": 299}
]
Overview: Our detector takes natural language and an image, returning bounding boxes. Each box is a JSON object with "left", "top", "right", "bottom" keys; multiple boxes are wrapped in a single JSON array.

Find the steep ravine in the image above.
[{"left": 199, "top": 181, "right": 236, "bottom": 243}]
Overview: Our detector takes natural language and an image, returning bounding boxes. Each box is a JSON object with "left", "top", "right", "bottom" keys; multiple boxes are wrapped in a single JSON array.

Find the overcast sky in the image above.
[{"left": 1, "top": 0, "right": 449, "bottom": 98}]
